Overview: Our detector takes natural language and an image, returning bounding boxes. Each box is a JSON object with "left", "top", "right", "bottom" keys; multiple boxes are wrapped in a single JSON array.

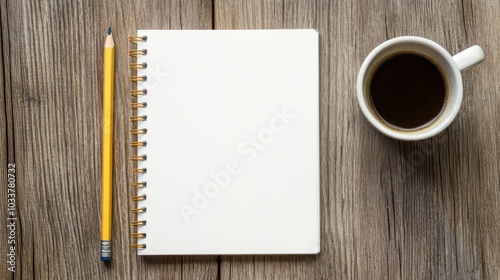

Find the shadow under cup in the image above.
[{"left": 358, "top": 38, "right": 463, "bottom": 140}]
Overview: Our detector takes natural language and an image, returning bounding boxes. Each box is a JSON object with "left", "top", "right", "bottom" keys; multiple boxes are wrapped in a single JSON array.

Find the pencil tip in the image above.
[{"left": 107, "top": 27, "right": 112, "bottom": 35}]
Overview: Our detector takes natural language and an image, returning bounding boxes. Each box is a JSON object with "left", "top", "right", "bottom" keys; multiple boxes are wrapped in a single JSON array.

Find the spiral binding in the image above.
[{"left": 129, "top": 35, "right": 148, "bottom": 250}]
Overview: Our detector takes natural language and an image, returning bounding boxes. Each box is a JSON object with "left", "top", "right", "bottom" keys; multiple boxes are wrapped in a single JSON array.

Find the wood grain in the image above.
[
  {"left": 215, "top": 0, "right": 500, "bottom": 279},
  {"left": 0, "top": 0, "right": 215, "bottom": 279},
  {"left": 0, "top": 0, "right": 14, "bottom": 277},
  {"left": 0, "top": 0, "right": 499, "bottom": 279}
]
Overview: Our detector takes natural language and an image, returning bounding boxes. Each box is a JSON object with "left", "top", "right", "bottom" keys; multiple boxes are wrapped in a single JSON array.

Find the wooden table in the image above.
[{"left": 1, "top": 0, "right": 499, "bottom": 279}]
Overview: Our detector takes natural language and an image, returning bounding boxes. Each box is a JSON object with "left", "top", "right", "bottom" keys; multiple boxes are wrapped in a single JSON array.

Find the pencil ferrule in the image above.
[{"left": 101, "top": 240, "right": 111, "bottom": 259}]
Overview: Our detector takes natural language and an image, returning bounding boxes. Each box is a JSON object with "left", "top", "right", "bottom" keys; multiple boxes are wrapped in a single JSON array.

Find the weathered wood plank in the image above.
[
  {"left": 3, "top": 0, "right": 214, "bottom": 279},
  {"left": 215, "top": 0, "right": 500, "bottom": 279},
  {"left": 0, "top": 0, "right": 16, "bottom": 277}
]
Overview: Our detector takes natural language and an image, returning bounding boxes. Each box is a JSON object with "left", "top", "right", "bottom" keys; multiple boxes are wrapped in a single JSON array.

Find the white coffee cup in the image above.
[{"left": 356, "top": 36, "right": 484, "bottom": 141}]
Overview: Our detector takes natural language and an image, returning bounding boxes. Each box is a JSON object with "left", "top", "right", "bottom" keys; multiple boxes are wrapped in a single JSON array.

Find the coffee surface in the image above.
[{"left": 369, "top": 53, "right": 447, "bottom": 130}]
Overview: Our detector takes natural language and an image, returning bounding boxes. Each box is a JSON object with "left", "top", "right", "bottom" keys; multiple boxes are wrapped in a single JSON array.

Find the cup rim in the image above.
[{"left": 356, "top": 36, "right": 463, "bottom": 141}]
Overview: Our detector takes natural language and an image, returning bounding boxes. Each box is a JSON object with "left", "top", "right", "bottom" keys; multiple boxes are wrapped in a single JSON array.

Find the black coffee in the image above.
[{"left": 368, "top": 52, "right": 447, "bottom": 130}]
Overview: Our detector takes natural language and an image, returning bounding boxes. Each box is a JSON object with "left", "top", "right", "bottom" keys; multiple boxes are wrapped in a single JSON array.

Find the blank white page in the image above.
[{"left": 134, "top": 29, "right": 319, "bottom": 255}]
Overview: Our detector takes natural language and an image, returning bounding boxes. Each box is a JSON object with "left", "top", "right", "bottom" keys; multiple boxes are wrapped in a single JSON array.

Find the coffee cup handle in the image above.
[{"left": 452, "top": 45, "right": 485, "bottom": 71}]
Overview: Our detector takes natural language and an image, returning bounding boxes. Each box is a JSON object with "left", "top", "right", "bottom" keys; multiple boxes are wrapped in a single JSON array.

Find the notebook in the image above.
[{"left": 129, "top": 29, "right": 320, "bottom": 255}]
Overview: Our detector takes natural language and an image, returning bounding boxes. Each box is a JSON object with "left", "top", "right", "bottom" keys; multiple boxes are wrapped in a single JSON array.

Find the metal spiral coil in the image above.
[
  {"left": 129, "top": 35, "right": 148, "bottom": 250},
  {"left": 129, "top": 36, "right": 148, "bottom": 44}
]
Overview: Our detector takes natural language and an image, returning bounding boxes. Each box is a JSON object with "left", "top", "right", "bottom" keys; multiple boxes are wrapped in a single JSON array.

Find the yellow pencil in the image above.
[{"left": 101, "top": 27, "right": 115, "bottom": 262}]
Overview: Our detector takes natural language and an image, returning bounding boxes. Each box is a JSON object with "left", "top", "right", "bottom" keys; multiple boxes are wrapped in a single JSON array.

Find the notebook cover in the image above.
[{"left": 133, "top": 29, "right": 320, "bottom": 255}]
